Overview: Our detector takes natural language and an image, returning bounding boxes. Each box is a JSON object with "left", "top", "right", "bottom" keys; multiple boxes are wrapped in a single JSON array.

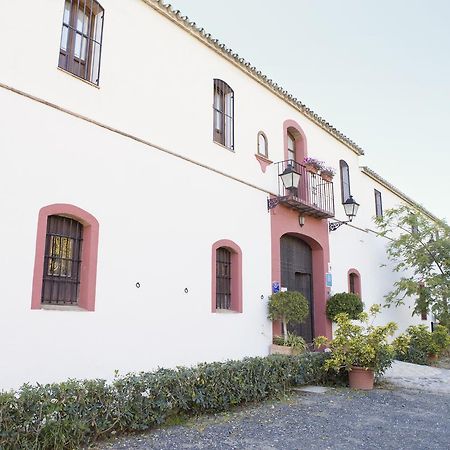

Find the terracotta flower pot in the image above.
[
  {"left": 305, "top": 164, "right": 319, "bottom": 174},
  {"left": 270, "top": 344, "right": 297, "bottom": 356},
  {"left": 348, "top": 367, "right": 374, "bottom": 390},
  {"left": 321, "top": 173, "right": 333, "bottom": 182}
]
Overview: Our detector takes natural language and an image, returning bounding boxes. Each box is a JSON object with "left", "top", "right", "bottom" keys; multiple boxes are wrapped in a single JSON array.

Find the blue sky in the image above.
[{"left": 169, "top": 0, "right": 450, "bottom": 221}]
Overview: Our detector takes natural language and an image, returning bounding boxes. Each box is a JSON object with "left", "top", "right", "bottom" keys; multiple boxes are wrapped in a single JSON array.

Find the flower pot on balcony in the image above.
[
  {"left": 305, "top": 164, "right": 319, "bottom": 174},
  {"left": 321, "top": 172, "right": 334, "bottom": 182},
  {"left": 348, "top": 367, "right": 374, "bottom": 390}
]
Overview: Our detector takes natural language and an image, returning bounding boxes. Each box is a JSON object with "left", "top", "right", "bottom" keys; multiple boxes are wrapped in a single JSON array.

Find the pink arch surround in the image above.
[
  {"left": 270, "top": 206, "right": 331, "bottom": 340},
  {"left": 211, "top": 239, "right": 243, "bottom": 313},
  {"left": 31, "top": 204, "right": 99, "bottom": 311},
  {"left": 283, "top": 119, "right": 308, "bottom": 163},
  {"left": 347, "top": 268, "right": 362, "bottom": 297}
]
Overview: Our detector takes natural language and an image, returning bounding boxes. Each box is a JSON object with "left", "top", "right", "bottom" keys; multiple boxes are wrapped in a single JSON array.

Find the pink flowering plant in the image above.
[{"left": 302, "top": 157, "right": 324, "bottom": 171}]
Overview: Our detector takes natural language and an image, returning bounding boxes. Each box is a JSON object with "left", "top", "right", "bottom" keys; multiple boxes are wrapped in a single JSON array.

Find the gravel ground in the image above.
[{"left": 93, "top": 386, "right": 450, "bottom": 450}]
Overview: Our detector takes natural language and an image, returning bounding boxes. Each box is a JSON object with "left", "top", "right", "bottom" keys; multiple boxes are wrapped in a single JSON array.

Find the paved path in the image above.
[{"left": 384, "top": 360, "right": 450, "bottom": 393}]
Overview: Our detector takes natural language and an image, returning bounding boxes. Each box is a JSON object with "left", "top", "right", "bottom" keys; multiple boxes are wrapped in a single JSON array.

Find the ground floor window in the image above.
[
  {"left": 31, "top": 204, "right": 99, "bottom": 311},
  {"left": 42, "top": 215, "right": 83, "bottom": 305},
  {"left": 348, "top": 269, "right": 361, "bottom": 297},
  {"left": 211, "top": 239, "right": 242, "bottom": 313}
]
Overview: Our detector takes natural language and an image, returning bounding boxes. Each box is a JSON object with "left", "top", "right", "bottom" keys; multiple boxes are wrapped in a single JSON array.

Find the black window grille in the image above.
[
  {"left": 213, "top": 79, "right": 234, "bottom": 149},
  {"left": 41, "top": 215, "right": 83, "bottom": 305},
  {"left": 216, "top": 247, "right": 231, "bottom": 309},
  {"left": 349, "top": 273, "right": 356, "bottom": 294},
  {"left": 374, "top": 189, "right": 383, "bottom": 217},
  {"left": 340, "top": 160, "right": 351, "bottom": 203},
  {"left": 59, "top": 0, "right": 104, "bottom": 85}
]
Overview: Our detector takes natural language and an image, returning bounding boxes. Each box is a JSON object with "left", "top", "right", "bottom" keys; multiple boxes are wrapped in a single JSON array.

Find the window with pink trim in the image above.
[
  {"left": 211, "top": 240, "right": 242, "bottom": 313},
  {"left": 31, "top": 204, "right": 99, "bottom": 311},
  {"left": 348, "top": 269, "right": 361, "bottom": 297},
  {"left": 283, "top": 120, "right": 307, "bottom": 163}
]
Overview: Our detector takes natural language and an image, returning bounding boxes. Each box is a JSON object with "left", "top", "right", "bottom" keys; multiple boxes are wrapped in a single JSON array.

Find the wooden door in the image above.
[{"left": 280, "top": 234, "right": 314, "bottom": 342}]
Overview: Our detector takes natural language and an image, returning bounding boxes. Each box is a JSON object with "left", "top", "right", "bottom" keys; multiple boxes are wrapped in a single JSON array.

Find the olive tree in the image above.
[{"left": 267, "top": 291, "right": 309, "bottom": 343}]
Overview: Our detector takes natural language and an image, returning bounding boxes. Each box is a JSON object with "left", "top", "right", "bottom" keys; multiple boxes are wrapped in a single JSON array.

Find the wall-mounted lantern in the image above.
[{"left": 329, "top": 195, "right": 360, "bottom": 231}]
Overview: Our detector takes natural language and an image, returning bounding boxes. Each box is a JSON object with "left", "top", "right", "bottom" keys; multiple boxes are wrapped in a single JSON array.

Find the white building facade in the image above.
[{"left": 0, "top": 0, "right": 434, "bottom": 390}]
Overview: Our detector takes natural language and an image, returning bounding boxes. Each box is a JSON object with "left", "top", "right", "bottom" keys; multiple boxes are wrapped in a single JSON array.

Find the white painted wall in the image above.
[
  {"left": 0, "top": 0, "right": 430, "bottom": 389},
  {"left": 0, "top": 88, "right": 273, "bottom": 390}
]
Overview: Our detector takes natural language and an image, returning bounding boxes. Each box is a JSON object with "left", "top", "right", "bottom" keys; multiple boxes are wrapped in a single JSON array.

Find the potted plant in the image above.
[
  {"left": 393, "top": 324, "right": 450, "bottom": 365},
  {"left": 320, "top": 166, "right": 335, "bottom": 182},
  {"left": 272, "top": 333, "right": 308, "bottom": 355},
  {"left": 267, "top": 291, "right": 309, "bottom": 355},
  {"left": 315, "top": 304, "right": 397, "bottom": 390},
  {"left": 302, "top": 157, "right": 324, "bottom": 174}
]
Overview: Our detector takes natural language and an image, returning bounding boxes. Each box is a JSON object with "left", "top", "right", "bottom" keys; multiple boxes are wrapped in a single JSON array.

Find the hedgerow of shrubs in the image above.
[
  {"left": 393, "top": 324, "right": 450, "bottom": 365},
  {"left": 0, "top": 353, "right": 344, "bottom": 450},
  {"left": 326, "top": 292, "right": 364, "bottom": 320}
]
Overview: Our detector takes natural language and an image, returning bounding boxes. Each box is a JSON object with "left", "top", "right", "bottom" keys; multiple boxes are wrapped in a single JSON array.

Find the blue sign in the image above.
[
  {"left": 272, "top": 281, "right": 280, "bottom": 293},
  {"left": 326, "top": 273, "right": 332, "bottom": 287}
]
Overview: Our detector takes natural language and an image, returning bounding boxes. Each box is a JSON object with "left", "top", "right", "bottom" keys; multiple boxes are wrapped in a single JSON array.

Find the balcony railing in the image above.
[{"left": 274, "top": 160, "right": 335, "bottom": 218}]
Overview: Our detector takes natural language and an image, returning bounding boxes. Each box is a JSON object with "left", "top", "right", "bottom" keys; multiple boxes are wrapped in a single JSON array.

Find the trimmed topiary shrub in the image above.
[
  {"left": 0, "top": 353, "right": 344, "bottom": 450},
  {"left": 326, "top": 292, "right": 363, "bottom": 320},
  {"left": 267, "top": 291, "right": 309, "bottom": 343}
]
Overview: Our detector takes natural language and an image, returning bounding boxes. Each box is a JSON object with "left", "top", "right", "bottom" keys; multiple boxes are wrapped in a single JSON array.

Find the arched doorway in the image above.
[{"left": 280, "top": 234, "right": 314, "bottom": 342}]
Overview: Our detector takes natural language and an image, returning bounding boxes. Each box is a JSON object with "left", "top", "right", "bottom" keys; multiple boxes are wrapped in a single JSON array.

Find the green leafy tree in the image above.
[
  {"left": 375, "top": 205, "right": 450, "bottom": 327},
  {"left": 267, "top": 291, "right": 309, "bottom": 344}
]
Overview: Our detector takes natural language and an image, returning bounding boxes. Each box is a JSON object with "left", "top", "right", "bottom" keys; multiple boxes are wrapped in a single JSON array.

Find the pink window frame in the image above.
[
  {"left": 211, "top": 239, "right": 243, "bottom": 313},
  {"left": 31, "top": 204, "right": 99, "bottom": 311},
  {"left": 347, "top": 268, "right": 362, "bottom": 297}
]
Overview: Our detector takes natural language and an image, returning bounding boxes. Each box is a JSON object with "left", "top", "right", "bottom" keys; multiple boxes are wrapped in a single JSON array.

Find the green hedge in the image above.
[{"left": 0, "top": 353, "right": 344, "bottom": 450}]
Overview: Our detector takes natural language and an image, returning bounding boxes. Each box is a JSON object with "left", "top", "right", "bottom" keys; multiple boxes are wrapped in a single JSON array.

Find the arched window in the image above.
[
  {"left": 58, "top": 0, "right": 104, "bottom": 85},
  {"left": 348, "top": 269, "right": 361, "bottom": 297},
  {"left": 211, "top": 240, "right": 242, "bottom": 313},
  {"left": 32, "top": 204, "right": 99, "bottom": 311},
  {"left": 287, "top": 131, "right": 296, "bottom": 161},
  {"left": 283, "top": 121, "right": 307, "bottom": 163},
  {"left": 340, "top": 160, "right": 351, "bottom": 203},
  {"left": 213, "top": 79, "right": 234, "bottom": 149},
  {"left": 257, "top": 132, "right": 268, "bottom": 157}
]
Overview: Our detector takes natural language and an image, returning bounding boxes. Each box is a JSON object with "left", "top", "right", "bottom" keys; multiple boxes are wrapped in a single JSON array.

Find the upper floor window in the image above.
[
  {"left": 374, "top": 189, "right": 383, "bottom": 217},
  {"left": 257, "top": 132, "right": 268, "bottom": 157},
  {"left": 213, "top": 79, "right": 234, "bottom": 149},
  {"left": 340, "top": 160, "right": 351, "bottom": 203},
  {"left": 287, "top": 131, "right": 296, "bottom": 161},
  {"left": 59, "top": 0, "right": 104, "bottom": 85}
]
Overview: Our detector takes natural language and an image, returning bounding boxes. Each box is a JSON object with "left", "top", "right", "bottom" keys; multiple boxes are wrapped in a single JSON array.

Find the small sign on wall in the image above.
[
  {"left": 272, "top": 281, "right": 280, "bottom": 293},
  {"left": 326, "top": 273, "right": 332, "bottom": 287}
]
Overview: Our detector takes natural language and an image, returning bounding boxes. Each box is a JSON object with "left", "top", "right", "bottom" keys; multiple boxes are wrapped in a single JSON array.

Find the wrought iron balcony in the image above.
[{"left": 270, "top": 160, "right": 335, "bottom": 218}]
